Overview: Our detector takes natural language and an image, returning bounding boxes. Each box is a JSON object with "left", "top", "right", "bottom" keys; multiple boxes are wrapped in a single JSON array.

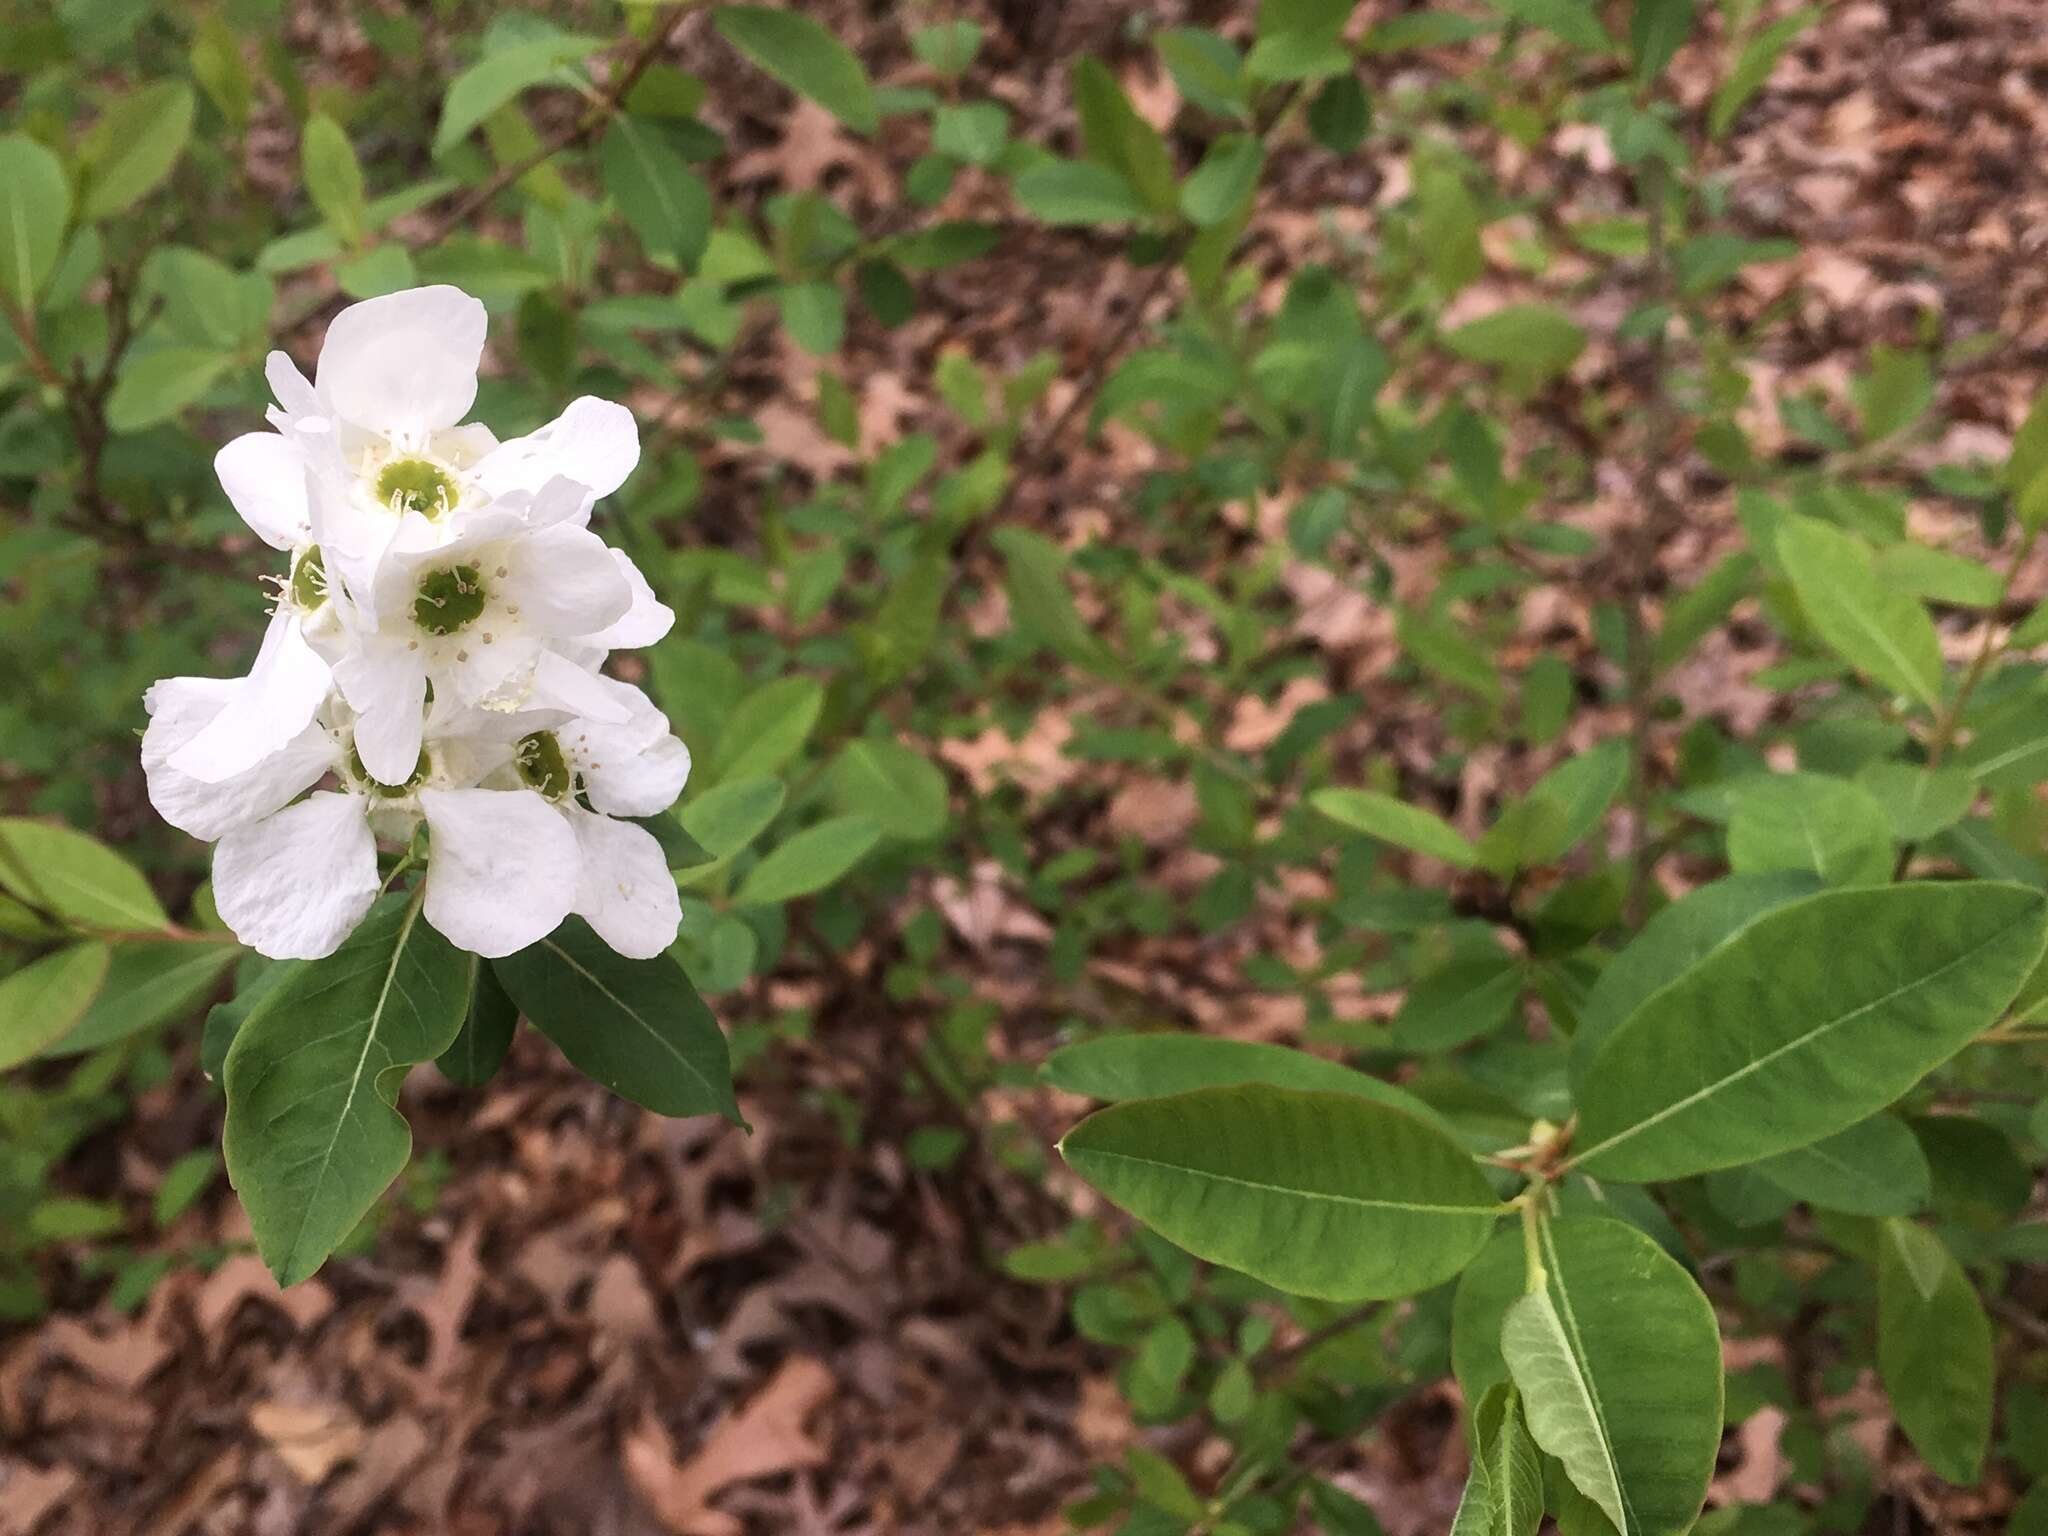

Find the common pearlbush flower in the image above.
[{"left": 144, "top": 286, "right": 687, "bottom": 963}]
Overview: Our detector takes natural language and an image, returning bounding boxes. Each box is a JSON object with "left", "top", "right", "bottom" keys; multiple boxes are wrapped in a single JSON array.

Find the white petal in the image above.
[
  {"left": 567, "top": 808, "right": 680, "bottom": 959},
  {"left": 417, "top": 788, "right": 578, "bottom": 957},
  {"left": 214, "top": 433, "right": 310, "bottom": 549},
  {"left": 265, "top": 350, "right": 320, "bottom": 419},
  {"left": 143, "top": 677, "right": 335, "bottom": 841},
  {"left": 582, "top": 731, "right": 691, "bottom": 819},
  {"left": 499, "top": 525, "right": 631, "bottom": 637},
  {"left": 474, "top": 396, "right": 640, "bottom": 503},
  {"left": 315, "top": 285, "right": 487, "bottom": 434},
  {"left": 166, "top": 608, "right": 333, "bottom": 783},
  {"left": 526, "top": 650, "right": 635, "bottom": 723},
  {"left": 581, "top": 550, "right": 674, "bottom": 650},
  {"left": 333, "top": 645, "right": 427, "bottom": 784},
  {"left": 213, "top": 792, "right": 379, "bottom": 959}
]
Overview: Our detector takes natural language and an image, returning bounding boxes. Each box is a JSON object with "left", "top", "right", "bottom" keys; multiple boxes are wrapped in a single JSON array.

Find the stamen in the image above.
[
  {"left": 513, "top": 730, "right": 573, "bottom": 801},
  {"left": 375, "top": 458, "right": 459, "bottom": 519},
  {"left": 413, "top": 564, "right": 487, "bottom": 636}
]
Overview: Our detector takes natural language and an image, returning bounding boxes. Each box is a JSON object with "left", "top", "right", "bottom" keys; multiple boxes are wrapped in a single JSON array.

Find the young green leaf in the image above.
[
  {"left": 493, "top": 918, "right": 740, "bottom": 1123},
  {"left": 1709, "top": 8, "right": 1820, "bottom": 138},
  {"left": 77, "top": 83, "right": 195, "bottom": 220},
  {"left": 1011, "top": 158, "right": 1149, "bottom": 226},
  {"left": 679, "top": 776, "right": 786, "bottom": 860},
  {"left": 1073, "top": 57, "right": 1180, "bottom": 215},
  {"left": 1501, "top": 1217, "right": 1722, "bottom": 1536},
  {"left": 107, "top": 347, "right": 233, "bottom": 433},
  {"left": 714, "top": 7, "right": 879, "bottom": 135},
  {"left": 735, "top": 816, "right": 882, "bottom": 905},
  {"left": 601, "top": 119, "right": 712, "bottom": 270},
  {"left": 711, "top": 676, "right": 823, "bottom": 782},
  {"left": 1629, "top": 0, "right": 1695, "bottom": 86},
  {"left": 1775, "top": 516, "right": 1943, "bottom": 709},
  {"left": 1451, "top": 1383, "right": 1544, "bottom": 1536},
  {"left": 222, "top": 894, "right": 473, "bottom": 1286},
  {"left": 1445, "top": 306, "right": 1587, "bottom": 379},
  {"left": 1724, "top": 772, "right": 1893, "bottom": 887},
  {"left": 301, "top": 114, "right": 366, "bottom": 246},
  {"left": 0, "top": 818, "right": 169, "bottom": 931},
  {"left": 1059, "top": 1084, "right": 1502, "bottom": 1301},
  {"left": 1311, "top": 788, "right": 1478, "bottom": 867},
  {"left": 1877, "top": 1220, "right": 1993, "bottom": 1484},
  {"left": 1752, "top": 1112, "right": 1931, "bottom": 1217},
  {"left": 434, "top": 33, "right": 605, "bottom": 157},
  {"left": 0, "top": 135, "right": 71, "bottom": 310},
  {"left": 1574, "top": 882, "right": 2048, "bottom": 1182},
  {"left": 47, "top": 940, "right": 238, "bottom": 1055},
  {"left": 829, "top": 739, "right": 949, "bottom": 840},
  {"left": 0, "top": 943, "right": 112, "bottom": 1070},
  {"left": 1043, "top": 1033, "right": 1454, "bottom": 1135},
  {"left": 1179, "top": 133, "right": 1263, "bottom": 227}
]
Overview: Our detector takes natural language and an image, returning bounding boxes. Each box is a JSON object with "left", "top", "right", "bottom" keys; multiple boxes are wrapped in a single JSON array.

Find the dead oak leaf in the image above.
[
  {"left": 248, "top": 1398, "right": 366, "bottom": 1485},
  {"left": 625, "top": 1356, "right": 836, "bottom": 1536}
]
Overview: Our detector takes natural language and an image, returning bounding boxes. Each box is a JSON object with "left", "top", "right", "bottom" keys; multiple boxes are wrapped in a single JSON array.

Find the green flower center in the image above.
[
  {"left": 375, "top": 458, "right": 458, "bottom": 518},
  {"left": 413, "top": 564, "right": 487, "bottom": 636},
  {"left": 289, "top": 545, "right": 328, "bottom": 612},
  {"left": 514, "top": 730, "right": 572, "bottom": 801},
  {"left": 349, "top": 745, "right": 429, "bottom": 797}
]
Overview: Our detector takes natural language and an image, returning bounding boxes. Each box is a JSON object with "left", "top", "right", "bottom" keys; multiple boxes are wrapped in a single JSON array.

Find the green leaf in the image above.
[
  {"left": 107, "top": 347, "right": 232, "bottom": 433},
  {"left": 434, "top": 33, "right": 605, "bottom": 157},
  {"left": 0, "top": 818, "right": 168, "bottom": 930},
  {"left": 301, "top": 113, "right": 366, "bottom": 245},
  {"left": 712, "top": 676, "right": 823, "bottom": 782},
  {"left": 153, "top": 1148, "right": 219, "bottom": 1227},
  {"left": 714, "top": 7, "right": 879, "bottom": 134},
  {"left": 736, "top": 816, "right": 882, "bottom": 905},
  {"left": 1752, "top": 1112, "right": 1930, "bottom": 1216},
  {"left": 1059, "top": 1084, "right": 1502, "bottom": 1301},
  {"left": 680, "top": 776, "right": 787, "bottom": 859},
  {"left": 152, "top": 247, "right": 271, "bottom": 351},
  {"left": 1877, "top": 1220, "right": 1992, "bottom": 1484},
  {"left": 77, "top": 83, "right": 195, "bottom": 220},
  {"left": 1307, "top": 74, "right": 1371, "bottom": 152},
  {"left": 1477, "top": 740, "right": 1629, "bottom": 874},
  {"left": 47, "top": 940, "right": 237, "bottom": 1055},
  {"left": 1451, "top": 1383, "right": 1544, "bottom": 1536},
  {"left": 1709, "top": 8, "right": 1820, "bottom": 138},
  {"left": 0, "top": 943, "right": 111, "bottom": 1070},
  {"left": 0, "top": 135, "right": 70, "bottom": 310},
  {"left": 1629, "top": 0, "right": 1695, "bottom": 85},
  {"left": 829, "top": 739, "right": 949, "bottom": 840},
  {"left": 1311, "top": 788, "right": 1477, "bottom": 867},
  {"left": 931, "top": 102, "right": 1010, "bottom": 167},
  {"left": 1855, "top": 346, "right": 1933, "bottom": 443},
  {"left": 1398, "top": 607, "right": 1505, "bottom": 703},
  {"left": 994, "top": 527, "right": 1115, "bottom": 671},
  {"left": 493, "top": 918, "right": 739, "bottom": 1123},
  {"left": 1157, "top": 29, "right": 1251, "bottom": 119},
  {"left": 1445, "top": 306, "right": 1586, "bottom": 379},
  {"left": 1393, "top": 956, "right": 1523, "bottom": 1052},
  {"left": 1853, "top": 762, "right": 1977, "bottom": 842},
  {"left": 1012, "top": 158, "right": 1149, "bottom": 225},
  {"left": 1415, "top": 156, "right": 1483, "bottom": 295},
  {"left": 1573, "top": 882, "right": 2048, "bottom": 1182},
  {"left": 1180, "top": 133, "right": 1263, "bottom": 226},
  {"left": 222, "top": 895, "right": 472, "bottom": 1286},
  {"left": 1043, "top": 1033, "right": 1455, "bottom": 1135},
  {"left": 1502, "top": 1218, "right": 1721, "bottom": 1536},
  {"left": 778, "top": 280, "right": 846, "bottom": 355},
  {"left": 601, "top": 118, "right": 712, "bottom": 270},
  {"left": 437, "top": 960, "right": 516, "bottom": 1088},
  {"left": 1073, "top": 57, "right": 1180, "bottom": 214},
  {"left": 1725, "top": 772, "right": 1893, "bottom": 887},
  {"left": 1776, "top": 516, "right": 1943, "bottom": 709},
  {"left": 2010, "top": 384, "right": 2048, "bottom": 517}
]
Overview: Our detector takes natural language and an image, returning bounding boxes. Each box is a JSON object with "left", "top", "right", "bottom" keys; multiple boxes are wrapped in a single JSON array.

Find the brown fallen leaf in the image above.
[
  {"left": 625, "top": 1356, "right": 835, "bottom": 1536},
  {"left": 248, "top": 1398, "right": 365, "bottom": 1485}
]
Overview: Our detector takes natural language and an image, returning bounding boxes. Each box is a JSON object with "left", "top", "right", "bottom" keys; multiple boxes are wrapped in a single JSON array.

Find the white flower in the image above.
[{"left": 145, "top": 284, "right": 688, "bottom": 966}]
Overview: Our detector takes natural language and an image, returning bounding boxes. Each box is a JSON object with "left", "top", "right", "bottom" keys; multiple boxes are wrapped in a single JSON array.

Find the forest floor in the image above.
[{"left": 7, "top": 1, "right": 2048, "bottom": 1533}]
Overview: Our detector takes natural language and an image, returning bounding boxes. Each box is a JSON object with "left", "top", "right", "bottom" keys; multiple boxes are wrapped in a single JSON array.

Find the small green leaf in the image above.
[
  {"left": 778, "top": 280, "right": 846, "bottom": 355},
  {"left": 1445, "top": 306, "right": 1587, "bottom": 379},
  {"left": 1180, "top": 133, "right": 1263, "bottom": 226},
  {"left": 601, "top": 118, "right": 712, "bottom": 270},
  {"left": 223, "top": 895, "right": 472, "bottom": 1286},
  {"left": 301, "top": 113, "right": 366, "bottom": 245},
  {"left": 1011, "top": 158, "right": 1149, "bottom": 225},
  {"left": 1451, "top": 1383, "right": 1544, "bottom": 1536},
  {"left": 1574, "top": 882, "right": 2048, "bottom": 1182},
  {"left": 679, "top": 777, "right": 786, "bottom": 859},
  {"left": 1776, "top": 515, "right": 1943, "bottom": 709},
  {"left": 1878, "top": 1220, "right": 1993, "bottom": 1484},
  {"left": 0, "top": 943, "right": 112, "bottom": 1070},
  {"left": 1060, "top": 1084, "right": 1502, "bottom": 1301},
  {"left": 1629, "top": 0, "right": 1695, "bottom": 85},
  {"left": 736, "top": 816, "right": 882, "bottom": 905},
  {"left": 1043, "top": 1033, "right": 1454, "bottom": 1135},
  {"left": 931, "top": 102, "right": 1010, "bottom": 167},
  {"left": 435, "top": 34, "right": 605, "bottom": 158},
  {"left": 829, "top": 739, "right": 949, "bottom": 840},
  {"left": 0, "top": 818, "right": 168, "bottom": 930},
  {"left": 1502, "top": 1217, "right": 1722, "bottom": 1536},
  {"left": 714, "top": 7, "right": 879, "bottom": 134},
  {"left": 77, "top": 83, "right": 195, "bottom": 220},
  {"left": 1311, "top": 789, "right": 1477, "bottom": 867},
  {"left": 48, "top": 940, "right": 237, "bottom": 1055},
  {"left": 1709, "top": 8, "right": 1820, "bottom": 138},
  {"left": 1752, "top": 1113, "right": 1930, "bottom": 1216},
  {"left": 1307, "top": 75, "right": 1371, "bottom": 152},
  {"left": 0, "top": 135, "right": 70, "bottom": 310},
  {"left": 1725, "top": 772, "right": 1893, "bottom": 887},
  {"left": 1853, "top": 763, "right": 1976, "bottom": 843},
  {"left": 1073, "top": 56, "right": 1180, "bottom": 214},
  {"left": 493, "top": 919, "right": 739, "bottom": 1123},
  {"left": 107, "top": 347, "right": 232, "bottom": 433},
  {"left": 712, "top": 677, "right": 824, "bottom": 783}
]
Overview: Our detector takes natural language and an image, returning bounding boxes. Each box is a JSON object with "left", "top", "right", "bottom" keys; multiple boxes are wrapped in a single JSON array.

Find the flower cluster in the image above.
[{"left": 143, "top": 286, "right": 688, "bottom": 963}]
